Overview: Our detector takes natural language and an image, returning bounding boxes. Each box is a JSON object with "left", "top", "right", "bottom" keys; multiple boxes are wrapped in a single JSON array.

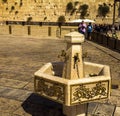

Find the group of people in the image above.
[
  {"left": 78, "top": 21, "right": 119, "bottom": 39},
  {"left": 93, "top": 24, "right": 119, "bottom": 39},
  {"left": 78, "top": 21, "right": 93, "bottom": 40}
]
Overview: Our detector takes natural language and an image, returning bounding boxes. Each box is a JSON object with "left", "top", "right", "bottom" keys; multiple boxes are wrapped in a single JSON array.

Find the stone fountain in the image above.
[{"left": 34, "top": 32, "right": 111, "bottom": 116}]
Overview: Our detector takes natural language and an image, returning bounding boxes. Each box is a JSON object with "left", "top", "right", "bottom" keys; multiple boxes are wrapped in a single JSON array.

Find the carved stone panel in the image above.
[
  {"left": 34, "top": 77, "right": 65, "bottom": 104},
  {"left": 70, "top": 81, "right": 109, "bottom": 105}
]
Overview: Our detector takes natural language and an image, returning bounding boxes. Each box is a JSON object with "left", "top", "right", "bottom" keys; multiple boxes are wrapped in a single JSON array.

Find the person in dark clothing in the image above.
[{"left": 87, "top": 22, "right": 93, "bottom": 40}]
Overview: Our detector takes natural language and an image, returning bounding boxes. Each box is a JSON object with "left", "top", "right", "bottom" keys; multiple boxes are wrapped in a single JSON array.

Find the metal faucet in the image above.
[
  {"left": 73, "top": 53, "right": 80, "bottom": 69},
  {"left": 58, "top": 50, "right": 69, "bottom": 62}
]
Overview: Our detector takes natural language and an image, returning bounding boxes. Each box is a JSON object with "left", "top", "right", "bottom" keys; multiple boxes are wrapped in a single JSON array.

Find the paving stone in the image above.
[
  {"left": 0, "top": 78, "right": 28, "bottom": 89},
  {"left": 0, "top": 86, "right": 32, "bottom": 101},
  {"left": 87, "top": 102, "right": 98, "bottom": 115},
  {"left": 92, "top": 103, "right": 116, "bottom": 116},
  {"left": 0, "top": 97, "right": 21, "bottom": 113},
  {"left": 87, "top": 102, "right": 117, "bottom": 116},
  {"left": 0, "top": 112, "right": 11, "bottom": 116},
  {"left": 13, "top": 107, "right": 31, "bottom": 116},
  {"left": 88, "top": 102, "right": 116, "bottom": 115},
  {"left": 23, "top": 82, "right": 34, "bottom": 91},
  {"left": 114, "top": 107, "right": 120, "bottom": 116},
  {"left": 109, "top": 96, "right": 120, "bottom": 107},
  {"left": 111, "top": 89, "right": 120, "bottom": 97}
]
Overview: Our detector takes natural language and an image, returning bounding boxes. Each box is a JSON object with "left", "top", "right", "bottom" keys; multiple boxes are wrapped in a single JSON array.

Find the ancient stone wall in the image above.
[{"left": 0, "top": 0, "right": 118, "bottom": 23}]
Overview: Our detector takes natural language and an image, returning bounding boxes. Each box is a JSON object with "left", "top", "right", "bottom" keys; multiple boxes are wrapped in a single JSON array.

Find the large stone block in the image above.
[
  {"left": 11, "top": 25, "right": 28, "bottom": 36},
  {"left": 0, "top": 25, "right": 9, "bottom": 35}
]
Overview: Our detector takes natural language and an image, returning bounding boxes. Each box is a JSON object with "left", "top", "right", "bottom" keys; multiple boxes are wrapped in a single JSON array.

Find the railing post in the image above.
[
  {"left": 48, "top": 26, "right": 51, "bottom": 36},
  {"left": 9, "top": 25, "right": 12, "bottom": 34},
  {"left": 28, "top": 26, "right": 31, "bottom": 35},
  {"left": 58, "top": 22, "right": 62, "bottom": 37}
]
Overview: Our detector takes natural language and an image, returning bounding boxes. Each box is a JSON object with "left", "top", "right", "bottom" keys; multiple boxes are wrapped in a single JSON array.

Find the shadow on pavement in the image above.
[{"left": 21, "top": 93, "right": 66, "bottom": 116}]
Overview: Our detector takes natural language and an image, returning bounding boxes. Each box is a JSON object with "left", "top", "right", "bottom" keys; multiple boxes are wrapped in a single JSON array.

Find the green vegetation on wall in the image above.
[
  {"left": 57, "top": 15, "right": 66, "bottom": 23},
  {"left": 2, "top": 0, "right": 7, "bottom": 3},
  {"left": 66, "top": 2, "right": 89, "bottom": 18},
  {"left": 66, "top": 2, "right": 73, "bottom": 13},
  {"left": 98, "top": 3, "right": 110, "bottom": 18},
  {"left": 79, "top": 4, "right": 89, "bottom": 19}
]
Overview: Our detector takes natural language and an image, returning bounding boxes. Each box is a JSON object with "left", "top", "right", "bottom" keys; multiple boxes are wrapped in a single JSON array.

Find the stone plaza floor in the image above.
[{"left": 0, "top": 35, "right": 120, "bottom": 116}]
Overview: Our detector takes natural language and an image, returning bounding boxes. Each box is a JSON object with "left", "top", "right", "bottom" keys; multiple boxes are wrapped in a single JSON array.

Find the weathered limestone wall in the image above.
[{"left": 0, "top": 0, "right": 117, "bottom": 23}]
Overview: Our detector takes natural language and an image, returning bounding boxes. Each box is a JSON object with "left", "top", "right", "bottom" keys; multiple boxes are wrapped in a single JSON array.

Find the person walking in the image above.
[
  {"left": 78, "top": 21, "right": 87, "bottom": 35},
  {"left": 87, "top": 22, "right": 93, "bottom": 40}
]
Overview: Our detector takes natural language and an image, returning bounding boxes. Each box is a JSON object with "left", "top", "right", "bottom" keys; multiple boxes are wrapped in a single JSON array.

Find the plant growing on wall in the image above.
[
  {"left": 57, "top": 15, "right": 66, "bottom": 23},
  {"left": 15, "top": 2, "right": 17, "bottom": 5},
  {"left": 98, "top": 3, "right": 110, "bottom": 18},
  {"left": 66, "top": 2, "right": 73, "bottom": 13},
  {"left": 66, "top": 1, "right": 80, "bottom": 15},
  {"left": 15, "top": 11, "right": 18, "bottom": 15},
  {"left": 70, "top": 8, "right": 77, "bottom": 15},
  {"left": 6, "top": 7, "right": 8, "bottom": 10},
  {"left": 19, "top": 0, "right": 23, "bottom": 7},
  {"left": 44, "top": 17, "right": 47, "bottom": 20},
  {"left": 74, "top": 1, "right": 79, "bottom": 6},
  {"left": 2, "top": 0, "right": 7, "bottom": 3},
  {"left": 79, "top": 4, "right": 89, "bottom": 19},
  {"left": 27, "top": 17, "right": 32, "bottom": 22},
  {"left": 11, "top": 6, "right": 15, "bottom": 11}
]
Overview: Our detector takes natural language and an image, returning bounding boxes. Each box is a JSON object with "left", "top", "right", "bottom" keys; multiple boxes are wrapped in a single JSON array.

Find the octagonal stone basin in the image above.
[{"left": 34, "top": 61, "right": 111, "bottom": 106}]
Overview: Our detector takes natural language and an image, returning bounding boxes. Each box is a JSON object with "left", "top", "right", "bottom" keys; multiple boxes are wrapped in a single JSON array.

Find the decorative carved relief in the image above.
[
  {"left": 71, "top": 81, "right": 109, "bottom": 105},
  {"left": 35, "top": 77, "right": 65, "bottom": 103}
]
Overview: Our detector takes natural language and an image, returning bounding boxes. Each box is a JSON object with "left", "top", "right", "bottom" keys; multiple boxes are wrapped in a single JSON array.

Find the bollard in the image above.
[
  {"left": 48, "top": 26, "right": 51, "bottom": 36},
  {"left": 28, "top": 26, "right": 31, "bottom": 35},
  {"left": 9, "top": 25, "right": 12, "bottom": 34}
]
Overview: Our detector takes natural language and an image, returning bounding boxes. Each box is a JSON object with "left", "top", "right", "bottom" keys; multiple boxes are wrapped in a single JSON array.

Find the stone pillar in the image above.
[{"left": 62, "top": 32, "right": 85, "bottom": 79}]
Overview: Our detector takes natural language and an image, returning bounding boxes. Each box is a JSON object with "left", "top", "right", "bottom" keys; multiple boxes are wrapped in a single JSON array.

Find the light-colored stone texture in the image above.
[
  {"left": 63, "top": 104, "right": 87, "bottom": 116},
  {"left": 23, "top": 82, "right": 34, "bottom": 91},
  {"left": 0, "top": 86, "right": 32, "bottom": 101},
  {"left": 0, "top": 78, "right": 28, "bottom": 89},
  {"left": 34, "top": 32, "right": 111, "bottom": 116},
  {"left": 0, "top": 0, "right": 117, "bottom": 23},
  {"left": 0, "top": 97, "right": 21, "bottom": 113},
  {"left": 0, "top": 35, "right": 119, "bottom": 115},
  {"left": 63, "top": 32, "right": 84, "bottom": 79},
  {"left": 114, "top": 107, "right": 120, "bottom": 116},
  {"left": 12, "top": 25, "right": 28, "bottom": 36},
  {"left": 13, "top": 107, "right": 31, "bottom": 116},
  {"left": 0, "top": 25, "right": 9, "bottom": 35}
]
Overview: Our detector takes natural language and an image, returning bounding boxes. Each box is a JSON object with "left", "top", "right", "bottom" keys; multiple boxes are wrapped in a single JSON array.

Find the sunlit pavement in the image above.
[{"left": 0, "top": 35, "right": 120, "bottom": 116}]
